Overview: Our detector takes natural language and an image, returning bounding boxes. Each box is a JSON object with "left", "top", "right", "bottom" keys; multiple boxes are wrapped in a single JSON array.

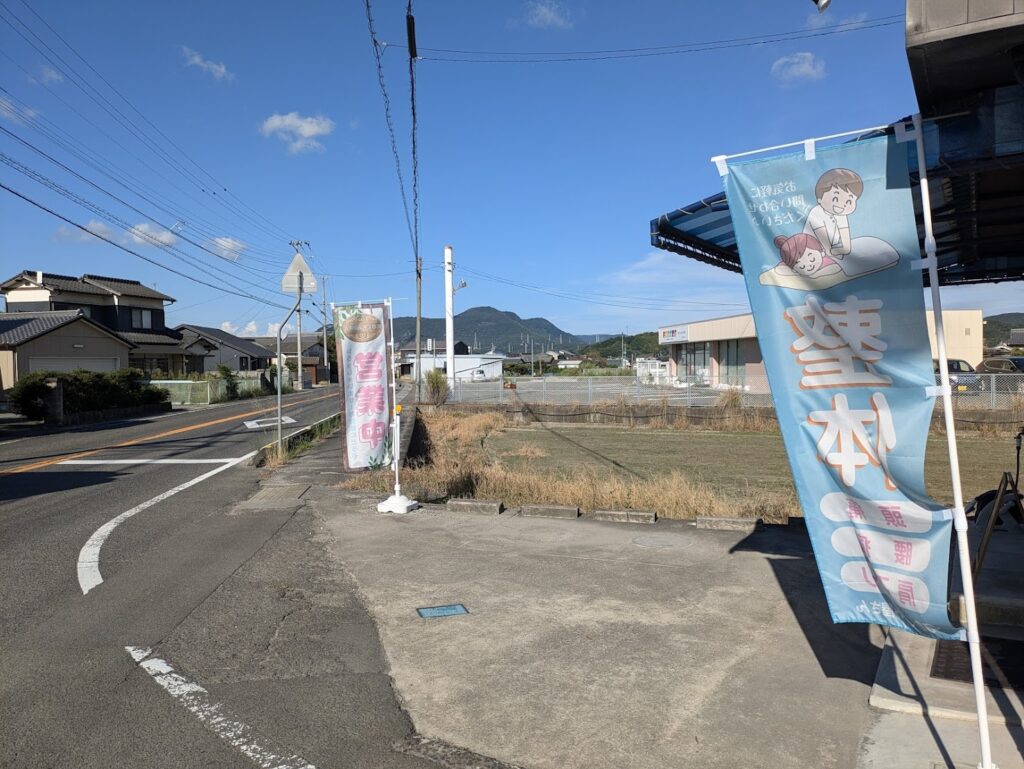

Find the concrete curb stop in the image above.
[
  {"left": 521, "top": 504, "right": 580, "bottom": 520},
  {"left": 447, "top": 498, "right": 504, "bottom": 515},
  {"left": 589, "top": 509, "right": 657, "bottom": 525},
  {"left": 695, "top": 515, "right": 762, "bottom": 533}
]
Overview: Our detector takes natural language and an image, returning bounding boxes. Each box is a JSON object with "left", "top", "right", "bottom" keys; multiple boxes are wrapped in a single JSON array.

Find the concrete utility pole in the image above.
[
  {"left": 444, "top": 245, "right": 455, "bottom": 389},
  {"left": 321, "top": 276, "right": 330, "bottom": 383}
]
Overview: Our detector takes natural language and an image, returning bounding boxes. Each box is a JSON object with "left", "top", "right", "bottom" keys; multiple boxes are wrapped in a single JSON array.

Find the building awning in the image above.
[{"left": 652, "top": 98, "right": 1024, "bottom": 287}]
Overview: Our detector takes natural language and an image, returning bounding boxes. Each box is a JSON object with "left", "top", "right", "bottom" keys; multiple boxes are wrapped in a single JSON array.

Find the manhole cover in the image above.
[
  {"left": 930, "top": 637, "right": 1024, "bottom": 689},
  {"left": 632, "top": 535, "right": 676, "bottom": 549},
  {"left": 417, "top": 604, "right": 469, "bottom": 619}
]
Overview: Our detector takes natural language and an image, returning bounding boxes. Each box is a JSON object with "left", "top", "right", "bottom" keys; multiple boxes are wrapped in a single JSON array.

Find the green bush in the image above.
[
  {"left": 217, "top": 364, "right": 239, "bottom": 399},
  {"left": 425, "top": 368, "right": 449, "bottom": 406},
  {"left": 10, "top": 368, "right": 169, "bottom": 420}
]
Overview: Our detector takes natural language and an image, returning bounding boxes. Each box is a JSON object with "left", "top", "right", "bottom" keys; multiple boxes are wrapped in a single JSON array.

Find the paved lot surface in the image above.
[{"left": 314, "top": 479, "right": 885, "bottom": 769}]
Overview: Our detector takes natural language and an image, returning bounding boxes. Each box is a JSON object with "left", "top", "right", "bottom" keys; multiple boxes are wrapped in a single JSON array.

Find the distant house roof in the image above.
[
  {"left": 120, "top": 329, "right": 183, "bottom": 346},
  {"left": 0, "top": 270, "right": 176, "bottom": 302},
  {"left": 176, "top": 324, "right": 275, "bottom": 358},
  {"left": 399, "top": 340, "right": 469, "bottom": 354},
  {"left": 250, "top": 335, "right": 322, "bottom": 353},
  {"left": 0, "top": 310, "right": 133, "bottom": 348},
  {"left": 1011, "top": 328, "right": 1024, "bottom": 345}
]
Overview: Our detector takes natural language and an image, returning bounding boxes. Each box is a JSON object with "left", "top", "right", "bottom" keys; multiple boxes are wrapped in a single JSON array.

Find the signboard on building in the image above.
[
  {"left": 720, "top": 136, "right": 960, "bottom": 640},
  {"left": 334, "top": 303, "right": 393, "bottom": 470},
  {"left": 658, "top": 324, "right": 688, "bottom": 344}
]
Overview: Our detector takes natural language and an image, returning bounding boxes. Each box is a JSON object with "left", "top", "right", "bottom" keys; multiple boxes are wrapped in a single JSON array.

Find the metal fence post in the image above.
[
  {"left": 542, "top": 377, "right": 547, "bottom": 403},
  {"left": 990, "top": 375, "right": 996, "bottom": 411},
  {"left": 588, "top": 378, "right": 593, "bottom": 404}
]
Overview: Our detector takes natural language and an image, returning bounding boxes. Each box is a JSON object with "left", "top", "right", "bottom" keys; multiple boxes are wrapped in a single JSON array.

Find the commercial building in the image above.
[{"left": 658, "top": 309, "right": 983, "bottom": 387}]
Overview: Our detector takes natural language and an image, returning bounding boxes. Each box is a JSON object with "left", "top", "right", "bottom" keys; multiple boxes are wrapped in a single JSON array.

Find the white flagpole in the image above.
[{"left": 913, "top": 113, "right": 995, "bottom": 769}]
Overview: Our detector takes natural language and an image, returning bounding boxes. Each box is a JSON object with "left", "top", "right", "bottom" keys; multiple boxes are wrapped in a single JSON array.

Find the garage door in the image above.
[{"left": 28, "top": 357, "right": 120, "bottom": 373}]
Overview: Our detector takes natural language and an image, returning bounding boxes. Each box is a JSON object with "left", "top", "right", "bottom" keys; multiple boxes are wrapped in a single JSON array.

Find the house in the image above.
[
  {"left": 1011, "top": 329, "right": 1024, "bottom": 346},
  {"left": 1, "top": 270, "right": 187, "bottom": 375},
  {"left": 0, "top": 309, "right": 134, "bottom": 389},
  {"left": 396, "top": 340, "right": 470, "bottom": 378},
  {"left": 251, "top": 334, "right": 325, "bottom": 386},
  {"left": 175, "top": 324, "right": 274, "bottom": 374}
]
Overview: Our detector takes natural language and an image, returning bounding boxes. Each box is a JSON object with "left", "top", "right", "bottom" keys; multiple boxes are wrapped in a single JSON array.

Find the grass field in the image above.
[
  {"left": 486, "top": 422, "right": 1010, "bottom": 512},
  {"left": 342, "top": 412, "right": 1016, "bottom": 520}
]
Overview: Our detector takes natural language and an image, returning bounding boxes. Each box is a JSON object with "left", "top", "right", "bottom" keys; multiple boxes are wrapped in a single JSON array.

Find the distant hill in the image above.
[
  {"left": 390, "top": 306, "right": 590, "bottom": 352},
  {"left": 984, "top": 312, "right": 1024, "bottom": 345},
  {"left": 580, "top": 332, "right": 659, "bottom": 360}
]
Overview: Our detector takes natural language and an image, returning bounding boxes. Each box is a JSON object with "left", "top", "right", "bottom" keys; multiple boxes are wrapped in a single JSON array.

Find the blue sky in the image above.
[{"left": 1, "top": 1, "right": 1017, "bottom": 338}]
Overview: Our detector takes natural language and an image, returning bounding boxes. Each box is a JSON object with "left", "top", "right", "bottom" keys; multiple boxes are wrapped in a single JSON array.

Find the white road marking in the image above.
[
  {"left": 77, "top": 452, "right": 255, "bottom": 594},
  {"left": 61, "top": 458, "right": 244, "bottom": 465},
  {"left": 243, "top": 416, "right": 296, "bottom": 430},
  {"left": 125, "top": 646, "right": 317, "bottom": 769}
]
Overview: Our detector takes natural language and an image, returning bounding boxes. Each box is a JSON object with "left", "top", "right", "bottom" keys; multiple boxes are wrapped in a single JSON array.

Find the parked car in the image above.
[
  {"left": 975, "top": 357, "right": 1024, "bottom": 392},
  {"left": 933, "top": 358, "right": 981, "bottom": 392},
  {"left": 470, "top": 368, "right": 487, "bottom": 382}
]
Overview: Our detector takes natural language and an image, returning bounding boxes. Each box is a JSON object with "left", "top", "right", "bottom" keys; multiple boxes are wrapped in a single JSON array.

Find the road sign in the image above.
[{"left": 281, "top": 252, "right": 317, "bottom": 294}]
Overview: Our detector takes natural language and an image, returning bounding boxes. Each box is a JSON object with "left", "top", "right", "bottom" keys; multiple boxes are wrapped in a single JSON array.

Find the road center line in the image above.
[
  {"left": 77, "top": 452, "right": 255, "bottom": 595},
  {"left": 125, "top": 646, "right": 317, "bottom": 769},
  {"left": 61, "top": 459, "right": 245, "bottom": 465}
]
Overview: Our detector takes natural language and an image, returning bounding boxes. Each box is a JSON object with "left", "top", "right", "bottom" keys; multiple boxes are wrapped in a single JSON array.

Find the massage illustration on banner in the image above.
[
  {"left": 758, "top": 167, "right": 900, "bottom": 291},
  {"left": 721, "top": 136, "right": 961, "bottom": 640}
]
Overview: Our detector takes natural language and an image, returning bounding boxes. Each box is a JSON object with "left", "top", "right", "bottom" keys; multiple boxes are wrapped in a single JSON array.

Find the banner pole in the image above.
[
  {"left": 913, "top": 113, "right": 995, "bottom": 769},
  {"left": 389, "top": 297, "right": 401, "bottom": 497}
]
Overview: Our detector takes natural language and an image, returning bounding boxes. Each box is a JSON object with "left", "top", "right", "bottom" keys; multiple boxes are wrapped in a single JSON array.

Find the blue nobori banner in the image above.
[{"left": 720, "top": 136, "right": 960, "bottom": 640}]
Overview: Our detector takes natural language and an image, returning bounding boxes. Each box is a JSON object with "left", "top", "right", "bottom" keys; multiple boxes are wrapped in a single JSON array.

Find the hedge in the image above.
[{"left": 11, "top": 368, "right": 169, "bottom": 420}]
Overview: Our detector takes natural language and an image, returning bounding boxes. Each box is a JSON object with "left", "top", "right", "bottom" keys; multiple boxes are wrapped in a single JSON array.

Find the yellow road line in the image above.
[{"left": 1, "top": 392, "right": 336, "bottom": 476}]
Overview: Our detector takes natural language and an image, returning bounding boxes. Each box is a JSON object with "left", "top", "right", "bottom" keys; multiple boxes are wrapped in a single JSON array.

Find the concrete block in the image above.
[
  {"left": 447, "top": 498, "right": 504, "bottom": 515},
  {"left": 521, "top": 504, "right": 580, "bottom": 520},
  {"left": 591, "top": 509, "right": 656, "bottom": 525},
  {"left": 695, "top": 516, "right": 762, "bottom": 533}
]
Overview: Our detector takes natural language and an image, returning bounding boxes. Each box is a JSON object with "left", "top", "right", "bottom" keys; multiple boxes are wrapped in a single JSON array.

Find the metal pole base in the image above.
[{"left": 377, "top": 494, "right": 420, "bottom": 515}]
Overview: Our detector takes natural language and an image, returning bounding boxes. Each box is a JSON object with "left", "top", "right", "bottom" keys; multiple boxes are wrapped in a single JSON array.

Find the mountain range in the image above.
[{"left": 390, "top": 306, "right": 613, "bottom": 352}]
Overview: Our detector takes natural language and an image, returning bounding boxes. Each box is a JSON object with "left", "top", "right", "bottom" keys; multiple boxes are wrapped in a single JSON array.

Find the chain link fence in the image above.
[
  {"left": 146, "top": 371, "right": 283, "bottom": 405},
  {"left": 446, "top": 373, "right": 1024, "bottom": 412}
]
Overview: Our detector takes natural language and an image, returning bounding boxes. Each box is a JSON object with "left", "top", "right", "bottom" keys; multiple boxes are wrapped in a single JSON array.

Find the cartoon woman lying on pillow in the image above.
[{"left": 757, "top": 233, "right": 844, "bottom": 289}]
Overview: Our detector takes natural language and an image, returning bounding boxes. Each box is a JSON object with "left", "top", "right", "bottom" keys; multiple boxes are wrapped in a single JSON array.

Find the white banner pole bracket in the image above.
[
  {"left": 711, "top": 155, "right": 728, "bottom": 177},
  {"left": 803, "top": 139, "right": 816, "bottom": 161}
]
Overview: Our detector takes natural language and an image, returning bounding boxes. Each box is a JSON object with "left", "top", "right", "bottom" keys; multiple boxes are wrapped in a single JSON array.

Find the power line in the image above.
[
  {"left": 0, "top": 181, "right": 291, "bottom": 308},
  {"left": 0, "top": 153, "right": 290, "bottom": 303},
  {"left": 419, "top": 18, "right": 903, "bottom": 63},
  {"left": 1, "top": 0, "right": 297, "bottom": 245},
  {"left": 364, "top": 0, "right": 416, "bottom": 255}
]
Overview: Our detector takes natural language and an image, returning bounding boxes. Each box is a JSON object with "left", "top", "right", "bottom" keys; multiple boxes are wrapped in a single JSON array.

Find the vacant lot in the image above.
[
  {"left": 486, "top": 422, "right": 1006, "bottom": 511},
  {"left": 343, "top": 411, "right": 1010, "bottom": 519}
]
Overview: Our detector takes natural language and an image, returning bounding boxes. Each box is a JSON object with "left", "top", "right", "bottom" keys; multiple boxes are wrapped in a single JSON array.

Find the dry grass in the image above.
[{"left": 341, "top": 410, "right": 794, "bottom": 520}]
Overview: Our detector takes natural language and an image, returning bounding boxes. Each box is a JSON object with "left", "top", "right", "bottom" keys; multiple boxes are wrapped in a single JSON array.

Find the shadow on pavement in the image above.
[
  {"left": 731, "top": 526, "right": 882, "bottom": 685},
  {"left": 0, "top": 469, "right": 126, "bottom": 503}
]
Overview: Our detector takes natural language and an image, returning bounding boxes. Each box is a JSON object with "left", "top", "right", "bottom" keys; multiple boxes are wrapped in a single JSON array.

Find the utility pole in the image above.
[
  {"left": 321, "top": 275, "right": 330, "bottom": 384},
  {"left": 444, "top": 245, "right": 455, "bottom": 389},
  {"left": 289, "top": 240, "right": 306, "bottom": 390}
]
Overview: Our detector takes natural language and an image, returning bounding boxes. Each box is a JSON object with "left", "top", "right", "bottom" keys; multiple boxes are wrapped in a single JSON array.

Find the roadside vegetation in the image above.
[
  {"left": 260, "top": 414, "right": 341, "bottom": 468},
  {"left": 10, "top": 369, "right": 168, "bottom": 420},
  {"left": 341, "top": 399, "right": 1017, "bottom": 520}
]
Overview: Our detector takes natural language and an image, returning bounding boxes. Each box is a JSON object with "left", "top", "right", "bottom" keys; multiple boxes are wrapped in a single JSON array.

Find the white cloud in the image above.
[
  {"left": 39, "top": 65, "right": 64, "bottom": 84},
  {"left": 524, "top": 0, "right": 573, "bottom": 29},
  {"left": 181, "top": 46, "right": 234, "bottom": 81},
  {"left": 0, "top": 94, "right": 37, "bottom": 124},
  {"left": 54, "top": 219, "right": 114, "bottom": 243},
  {"left": 242, "top": 320, "right": 258, "bottom": 336},
  {"left": 210, "top": 236, "right": 246, "bottom": 260},
  {"left": 259, "top": 112, "right": 335, "bottom": 154},
  {"left": 265, "top": 321, "right": 293, "bottom": 337},
  {"left": 220, "top": 320, "right": 239, "bottom": 335},
  {"left": 770, "top": 52, "right": 826, "bottom": 85},
  {"left": 129, "top": 222, "right": 178, "bottom": 247}
]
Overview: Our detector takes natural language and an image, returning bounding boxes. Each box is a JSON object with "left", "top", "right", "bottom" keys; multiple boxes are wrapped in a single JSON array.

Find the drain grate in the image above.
[
  {"left": 417, "top": 604, "right": 469, "bottom": 619},
  {"left": 930, "top": 637, "right": 1024, "bottom": 689}
]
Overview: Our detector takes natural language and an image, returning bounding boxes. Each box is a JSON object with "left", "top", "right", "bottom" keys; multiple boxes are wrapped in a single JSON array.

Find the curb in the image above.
[
  {"left": 695, "top": 516, "right": 762, "bottom": 533},
  {"left": 447, "top": 498, "right": 504, "bottom": 515},
  {"left": 251, "top": 412, "right": 341, "bottom": 467},
  {"left": 521, "top": 504, "right": 580, "bottom": 520},
  {"left": 589, "top": 509, "right": 657, "bottom": 525}
]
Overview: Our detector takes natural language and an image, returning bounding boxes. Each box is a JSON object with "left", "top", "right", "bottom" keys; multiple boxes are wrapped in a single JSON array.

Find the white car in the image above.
[{"left": 470, "top": 369, "right": 487, "bottom": 382}]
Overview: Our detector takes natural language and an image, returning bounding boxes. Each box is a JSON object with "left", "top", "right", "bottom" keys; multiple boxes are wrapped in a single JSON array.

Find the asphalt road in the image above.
[{"left": 0, "top": 389, "right": 377, "bottom": 768}]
